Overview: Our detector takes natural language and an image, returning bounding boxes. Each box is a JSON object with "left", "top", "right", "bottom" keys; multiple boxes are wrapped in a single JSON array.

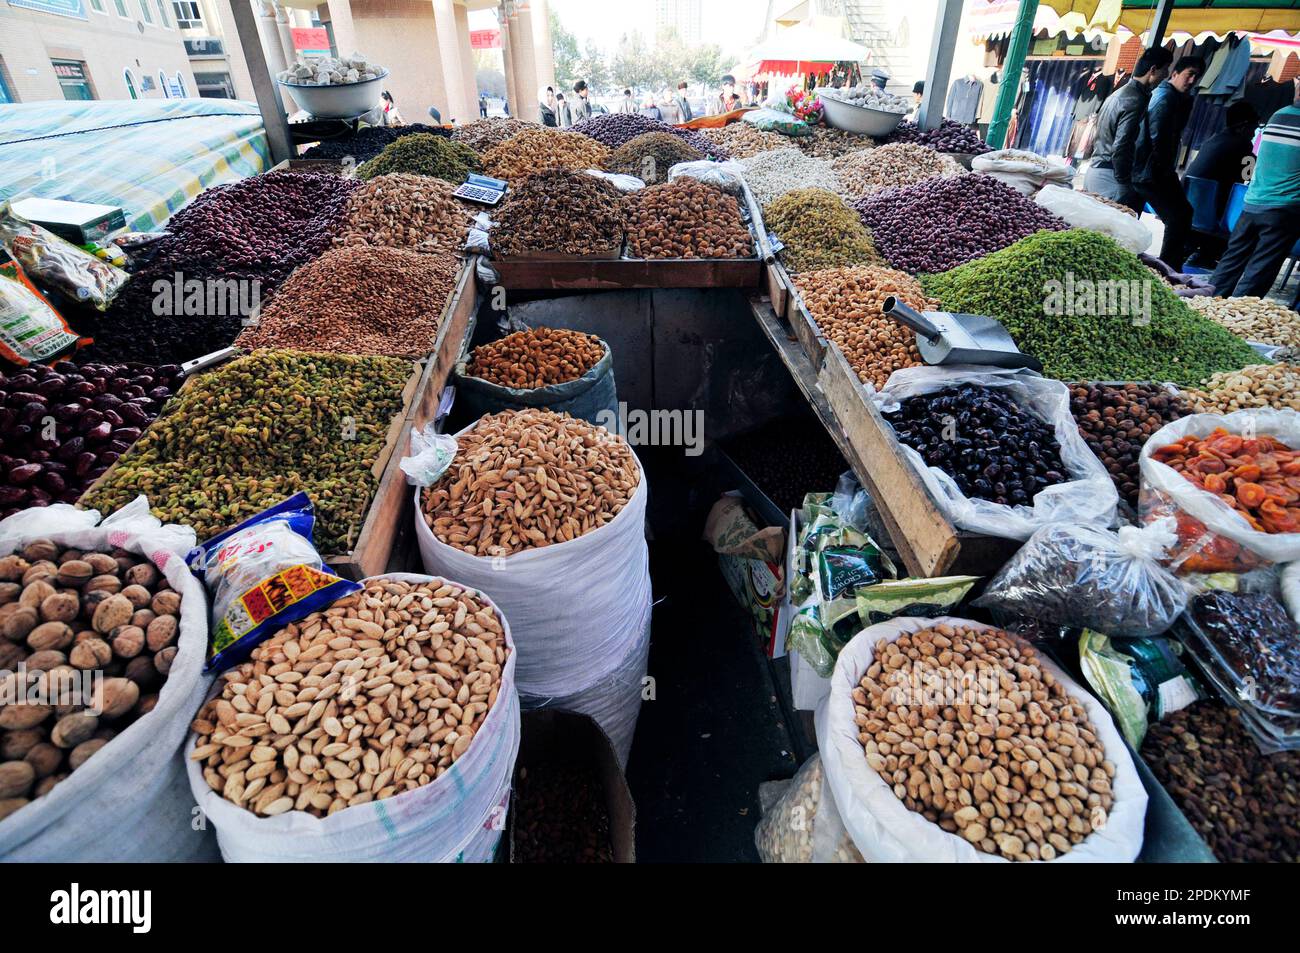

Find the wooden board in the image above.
[
  {"left": 765, "top": 261, "right": 789, "bottom": 318},
  {"left": 783, "top": 277, "right": 828, "bottom": 368},
  {"left": 492, "top": 256, "right": 762, "bottom": 291},
  {"left": 411, "top": 256, "right": 479, "bottom": 426}
]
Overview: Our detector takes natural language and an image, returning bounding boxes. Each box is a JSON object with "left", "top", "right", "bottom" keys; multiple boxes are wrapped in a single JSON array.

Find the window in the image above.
[
  {"left": 155, "top": 0, "right": 170, "bottom": 27},
  {"left": 159, "top": 69, "right": 169, "bottom": 97},
  {"left": 88, "top": 0, "right": 106, "bottom": 13},
  {"left": 123, "top": 68, "right": 138, "bottom": 99},
  {"left": 113, "top": 0, "right": 129, "bottom": 17},
  {"left": 52, "top": 60, "right": 94, "bottom": 101},
  {"left": 139, "top": 0, "right": 153, "bottom": 24},
  {"left": 174, "top": 72, "right": 186, "bottom": 98},
  {"left": 172, "top": 0, "right": 202, "bottom": 29},
  {"left": 0, "top": 60, "right": 15, "bottom": 105}
]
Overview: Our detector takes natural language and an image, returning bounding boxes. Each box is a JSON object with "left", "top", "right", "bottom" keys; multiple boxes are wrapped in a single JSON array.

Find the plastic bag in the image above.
[
  {"left": 973, "top": 519, "right": 1189, "bottom": 637},
  {"left": 399, "top": 423, "right": 458, "bottom": 485},
  {"left": 668, "top": 159, "right": 747, "bottom": 195},
  {"left": 0, "top": 203, "right": 127, "bottom": 311},
  {"left": 971, "top": 150, "right": 1073, "bottom": 196},
  {"left": 872, "top": 366, "right": 1119, "bottom": 540},
  {"left": 186, "top": 492, "right": 361, "bottom": 671},
  {"left": 1035, "top": 185, "right": 1152, "bottom": 254},
  {"left": 743, "top": 108, "right": 811, "bottom": 136},
  {"left": 817, "top": 615, "right": 1148, "bottom": 862},
  {"left": 1283, "top": 562, "right": 1300, "bottom": 625},
  {"left": 1138, "top": 410, "right": 1300, "bottom": 570},
  {"left": 584, "top": 169, "right": 645, "bottom": 192},
  {"left": 0, "top": 264, "right": 88, "bottom": 365},
  {"left": 1077, "top": 630, "right": 1201, "bottom": 749},
  {"left": 755, "top": 755, "right": 865, "bottom": 863}
]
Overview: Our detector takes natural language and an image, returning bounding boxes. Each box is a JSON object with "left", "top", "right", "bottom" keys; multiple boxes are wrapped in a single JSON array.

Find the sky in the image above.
[{"left": 468, "top": 0, "right": 772, "bottom": 60}]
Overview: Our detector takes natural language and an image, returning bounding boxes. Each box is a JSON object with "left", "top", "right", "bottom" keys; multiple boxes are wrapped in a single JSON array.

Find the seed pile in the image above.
[
  {"left": 237, "top": 246, "right": 458, "bottom": 358},
  {"left": 740, "top": 148, "right": 844, "bottom": 207},
  {"left": 335, "top": 173, "right": 472, "bottom": 255},
  {"left": 491, "top": 170, "right": 626, "bottom": 256},
  {"left": 1068, "top": 382, "right": 1192, "bottom": 508},
  {"left": 605, "top": 132, "right": 702, "bottom": 184},
  {"left": 0, "top": 540, "right": 183, "bottom": 817},
  {"left": 1191, "top": 364, "right": 1300, "bottom": 413},
  {"left": 700, "top": 122, "right": 789, "bottom": 159},
  {"left": 793, "top": 265, "right": 930, "bottom": 389},
  {"left": 514, "top": 762, "right": 614, "bottom": 862},
  {"left": 921, "top": 230, "right": 1264, "bottom": 386},
  {"left": 94, "top": 170, "right": 360, "bottom": 365},
  {"left": 1188, "top": 295, "right": 1300, "bottom": 349},
  {"left": 81, "top": 350, "right": 412, "bottom": 553},
  {"left": 356, "top": 134, "right": 481, "bottom": 183},
  {"left": 422, "top": 408, "right": 639, "bottom": 557},
  {"left": 190, "top": 577, "right": 508, "bottom": 818},
  {"left": 625, "top": 178, "right": 753, "bottom": 259},
  {"left": 764, "top": 188, "right": 880, "bottom": 273},
  {"left": 794, "top": 126, "right": 875, "bottom": 159},
  {"left": 299, "top": 123, "right": 450, "bottom": 164},
  {"left": 854, "top": 623, "right": 1115, "bottom": 861},
  {"left": 889, "top": 119, "right": 991, "bottom": 155},
  {"left": 466, "top": 327, "right": 605, "bottom": 388},
  {"left": 570, "top": 112, "right": 724, "bottom": 158},
  {"left": 481, "top": 128, "right": 611, "bottom": 182},
  {"left": 856, "top": 174, "right": 1067, "bottom": 274},
  {"left": 452, "top": 117, "right": 537, "bottom": 153},
  {"left": 1142, "top": 702, "right": 1299, "bottom": 862},
  {"left": 833, "top": 143, "right": 964, "bottom": 199}
]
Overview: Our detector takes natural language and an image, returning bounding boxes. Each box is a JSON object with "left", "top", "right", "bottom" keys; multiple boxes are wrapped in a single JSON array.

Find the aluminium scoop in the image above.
[{"left": 883, "top": 296, "right": 1042, "bottom": 372}]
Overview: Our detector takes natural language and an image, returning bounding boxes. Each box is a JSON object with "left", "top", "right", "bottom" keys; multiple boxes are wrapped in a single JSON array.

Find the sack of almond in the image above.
[
  {"left": 0, "top": 500, "right": 215, "bottom": 862},
  {"left": 817, "top": 615, "right": 1147, "bottom": 862},
  {"left": 185, "top": 573, "right": 519, "bottom": 862}
]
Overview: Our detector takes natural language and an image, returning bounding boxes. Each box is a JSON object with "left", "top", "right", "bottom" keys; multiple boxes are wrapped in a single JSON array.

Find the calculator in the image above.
[{"left": 452, "top": 183, "right": 505, "bottom": 205}]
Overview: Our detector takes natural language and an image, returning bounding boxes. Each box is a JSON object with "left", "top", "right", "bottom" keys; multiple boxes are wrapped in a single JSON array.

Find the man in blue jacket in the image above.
[{"left": 1134, "top": 56, "right": 1205, "bottom": 269}]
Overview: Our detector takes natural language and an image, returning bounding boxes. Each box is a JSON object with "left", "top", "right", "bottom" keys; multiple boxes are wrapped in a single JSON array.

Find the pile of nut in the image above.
[
  {"left": 854, "top": 623, "right": 1115, "bottom": 861},
  {"left": 237, "top": 246, "right": 458, "bottom": 358},
  {"left": 1189, "top": 363, "right": 1300, "bottom": 413},
  {"left": 794, "top": 126, "right": 875, "bottom": 160},
  {"left": 335, "top": 173, "right": 472, "bottom": 255},
  {"left": 1068, "top": 382, "right": 1193, "bottom": 509},
  {"left": 513, "top": 761, "right": 614, "bottom": 862},
  {"left": 0, "top": 540, "right": 183, "bottom": 819},
  {"left": 832, "top": 143, "right": 964, "bottom": 199},
  {"left": 605, "top": 132, "right": 702, "bottom": 184},
  {"left": 482, "top": 128, "right": 611, "bottom": 182},
  {"left": 793, "top": 265, "right": 931, "bottom": 388},
  {"left": 356, "top": 134, "right": 481, "bottom": 184},
  {"left": 763, "top": 187, "right": 880, "bottom": 274},
  {"left": 739, "top": 148, "right": 845, "bottom": 207},
  {"left": 1188, "top": 295, "right": 1300, "bottom": 349},
  {"left": 1141, "top": 702, "right": 1299, "bottom": 863},
  {"left": 700, "top": 123, "right": 790, "bottom": 159},
  {"left": 465, "top": 327, "right": 605, "bottom": 389},
  {"left": 625, "top": 178, "right": 753, "bottom": 259},
  {"left": 190, "top": 577, "right": 508, "bottom": 818},
  {"left": 452, "top": 117, "right": 537, "bottom": 153},
  {"left": 422, "top": 408, "right": 639, "bottom": 557},
  {"left": 491, "top": 170, "right": 626, "bottom": 257},
  {"left": 754, "top": 755, "right": 864, "bottom": 863}
]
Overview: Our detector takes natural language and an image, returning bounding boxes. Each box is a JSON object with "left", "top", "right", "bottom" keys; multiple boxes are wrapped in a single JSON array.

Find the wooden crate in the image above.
[
  {"left": 410, "top": 255, "right": 480, "bottom": 426},
  {"left": 491, "top": 255, "right": 763, "bottom": 291},
  {"left": 785, "top": 279, "right": 829, "bottom": 368},
  {"left": 765, "top": 260, "right": 790, "bottom": 318}
]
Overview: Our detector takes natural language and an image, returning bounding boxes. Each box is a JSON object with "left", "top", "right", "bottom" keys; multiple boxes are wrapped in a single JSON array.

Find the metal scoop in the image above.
[{"left": 883, "top": 296, "right": 1042, "bottom": 372}]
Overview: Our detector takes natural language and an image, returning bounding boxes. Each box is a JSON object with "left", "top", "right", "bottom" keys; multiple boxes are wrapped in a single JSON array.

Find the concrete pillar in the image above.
[
  {"left": 530, "top": 0, "right": 554, "bottom": 94},
  {"left": 271, "top": 2, "right": 297, "bottom": 68},
  {"left": 499, "top": 8, "right": 518, "bottom": 117},
  {"left": 324, "top": 0, "right": 357, "bottom": 56},
  {"left": 513, "top": 2, "right": 539, "bottom": 122},
  {"left": 455, "top": 1, "right": 479, "bottom": 121},
  {"left": 252, "top": 0, "right": 295, "bottom": 111},
  {"left": 432, "top": 0, "right": 470, "bottom": 123}
]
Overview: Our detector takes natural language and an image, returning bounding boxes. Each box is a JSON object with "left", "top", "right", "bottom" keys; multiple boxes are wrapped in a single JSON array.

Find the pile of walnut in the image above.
[
  {"left": 190, "top": 577, "right": 508, "bottom": 819},
  {"left": 625, "top": 178, "right": 754, "bottom": 260},
  {"left": 853, "top": 623, "right": 1115, "bottom": 861},
  {"left": 0, "top": 540, "right": 182, "bottom": 819}
]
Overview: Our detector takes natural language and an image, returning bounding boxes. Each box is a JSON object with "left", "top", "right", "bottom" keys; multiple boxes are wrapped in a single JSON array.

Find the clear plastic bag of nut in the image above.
[{"left": 754, "top": 754, "right": 865, "bottom": 863}]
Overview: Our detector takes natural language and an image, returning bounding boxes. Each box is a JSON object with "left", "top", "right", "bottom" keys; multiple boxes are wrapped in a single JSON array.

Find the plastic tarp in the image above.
[{"left": 0, "top": 100, "right": 269, "bottom": 232}]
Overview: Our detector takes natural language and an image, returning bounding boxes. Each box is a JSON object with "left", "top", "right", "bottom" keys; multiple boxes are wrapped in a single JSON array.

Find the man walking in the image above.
[
  {"left": 572, "top": 80, "right": 593, "bottom": 121},
  {"left": 1085, "top": 47, "right": 1173, "bottom": 210},
  {"left": 1134, "top": 56, "right": 1205, "bottom": 268},
  {"left": 619, "top": 89, "right": 636, "bottom": 114},
  {"left": 674, "top": 82, "right": 693, "bottom": 122}
]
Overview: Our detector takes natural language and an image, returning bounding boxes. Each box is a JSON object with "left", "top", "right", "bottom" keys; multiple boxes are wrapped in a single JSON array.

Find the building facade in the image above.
[{"left": 656, "top": 0, "right": 701, "bottom": 46}]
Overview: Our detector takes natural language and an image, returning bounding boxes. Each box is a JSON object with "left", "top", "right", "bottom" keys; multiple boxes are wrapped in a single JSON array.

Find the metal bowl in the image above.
[
  {"left": 278, "top": 69, "right": 389, "bottom": 120},
  {"left": 818, "top": 95, "right": 905, "bottom": 138}
]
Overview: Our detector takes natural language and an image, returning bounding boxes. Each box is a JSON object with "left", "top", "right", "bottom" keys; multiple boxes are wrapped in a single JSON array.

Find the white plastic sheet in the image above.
[{"left": 1035, "top": 184, "right": 1151, "bottom": 254}]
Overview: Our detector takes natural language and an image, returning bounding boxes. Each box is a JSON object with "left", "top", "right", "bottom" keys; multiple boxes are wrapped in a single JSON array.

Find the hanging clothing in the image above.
[
  {"left": 1245, "top": 77, "right": 1300, "bottom": 125},
  {"left": 1072, "top": 70, "right": 1113, "bottom": 121},
  {"left": 1206, "top": 35, "right": 1253, "bottom": 97},
  {"left": 946, "top": 77, "right": 983, "bottom": 124},
  {"left": 1197, "top": 39, "right": 1233, "bottom": 93}
]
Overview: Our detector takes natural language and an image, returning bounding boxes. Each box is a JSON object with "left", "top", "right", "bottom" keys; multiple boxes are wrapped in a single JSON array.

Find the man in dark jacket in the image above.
[
  {"left": 1186, "top": 101, "right": 1259, "bottom": 215},
  {"left": 572, "top": 80, "right": 594, "bottom": 121},
  {"left": 1134, "top": 56, "right": 1205, "bottom": 268},
  {"left": 674, "top": 82, "right": 693, "bottom": 122},
  {"left": 1084, "top": 47, "right": 1173, "bottom": 210}
]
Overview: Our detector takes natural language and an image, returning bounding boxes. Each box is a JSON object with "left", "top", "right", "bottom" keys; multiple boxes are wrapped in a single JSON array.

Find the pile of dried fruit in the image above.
[
  {"left": 764, "top": 188, "right": 880, "bottom": 273},
  {"left": 1151, "top": 427, "right": 1300, "bottom": 534},
  {"left": 482, "top": 128, "right": 610, "bottom": 182},
  {"left": 605, "top": 132, "right": 702, "bottom": 184},
  {"left": 793, "top": 265, "right": 930, "bottom": 388},
  {"left": 794, "top": 126, "right": 875, "bottom": 160},
  {"left": 739, "top": 148, "right": 844, "bottom": 207},
  {"left": 889, "top": 119, "right": 991, "bottom": 155},
  {"left": 452, "top": 116, "right": 537, "bottom": 153},
  {"left": 94, "top": 170, "right": 360, "bottom": 365},
  {"left": 0, "top": 540, "right": 184, "bottom": 817},
  {"left": 237, "top": 246, "right": 458, "bottom": 358},
  {"left": 465, "top": 327, "right": 605, "bottom": 388},
  {"left": 1188, "top": 295, "right": 1300, "bottom": 349},
  {"left": 921, "top": 230, "right": 1264, "bottom": 385},
  {"left": 335, "top": 173, "right": 472, "bottom": 255},
  {"left": 422, "top": 408, "right": 639, "bottom": 557},
  {"left": 80, "top": 350, "right": 412, "bottom": 553},
  {"left": 190, "top": 576, "right": 508, "bottom": 818},
  {"left": 299, "top": 124, "right": 450, "bottom": 164},
  {"left": 570, "top": 112, "right": 723, "bottom": 158},
  {"left": 853, "top": 623, "right": 1115, "bottom": 861},
  {"left": 356, "top": 133, "right": 481, "bottom": 183},
  {"left": 0, "top": 358, "right": 182, "bottom": 518},
  {"left": 1190, "top": 364, "right": 1300, "bottom": 413},
  {"left": 513, "top": 762, "right": 614, "bottom": 862},
  {"left": 700, "top": 122, "right": 789, "bottom": 159},
  {"left": 832, "top": 143, "right": 964, "bottom": 199},
  {"left": 1068, "top": 382, "right": 1193, "bottom": 509},
  {"left": 855, "top": 174, "right": 1067, "bottom": 273},
  {"left": 1141, "top": 702, "right": 1299, "bottom": 862},
  {"left": 491, "top": 170, "right": 626, "bottom": 257},
  {"left": 625, "top": 178, "right": 753, "bottom": 259}
]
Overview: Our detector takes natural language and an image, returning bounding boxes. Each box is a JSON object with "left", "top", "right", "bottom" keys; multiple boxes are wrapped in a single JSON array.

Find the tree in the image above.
[
  {"left": 610, "top": 31, "right": 657, "bottom": 93},
  {"left": 687, "top": 44, "right": 728, "bottom": 87},
  {"left": 550, "top": 9, "right": 580, "bottom": 95},
  {"left": 576, "top": 40, "right": 609, "bottom": 94}
]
